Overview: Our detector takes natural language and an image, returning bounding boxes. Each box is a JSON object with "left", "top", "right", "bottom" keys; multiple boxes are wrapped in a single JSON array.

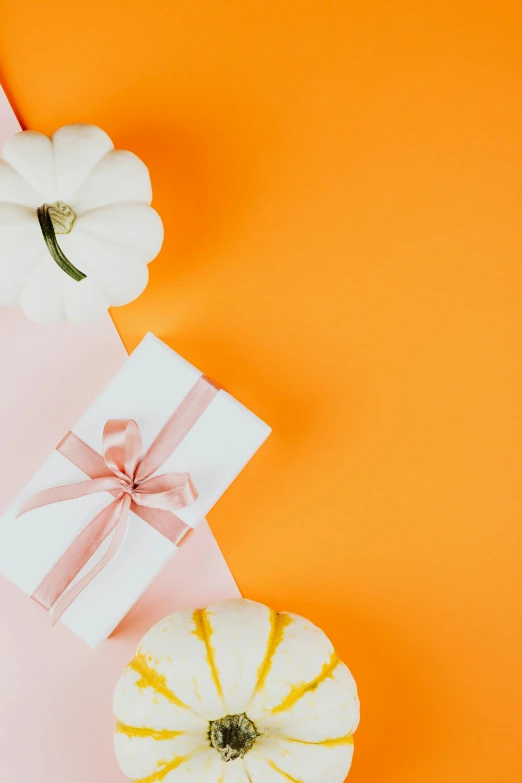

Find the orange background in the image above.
[{"left": 1, "top": 2, "right": 521, "bottom": 781}]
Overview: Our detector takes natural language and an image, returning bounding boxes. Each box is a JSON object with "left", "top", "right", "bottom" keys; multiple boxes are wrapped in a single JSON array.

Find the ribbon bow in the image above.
[{"left": 17, "top": 375, "right": 219, "bottom": 623}]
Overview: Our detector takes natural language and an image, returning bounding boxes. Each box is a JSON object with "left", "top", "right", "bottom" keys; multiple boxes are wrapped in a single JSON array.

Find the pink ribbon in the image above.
[{"left": 17, "top": 375, "right": 219, "bottom": 623}]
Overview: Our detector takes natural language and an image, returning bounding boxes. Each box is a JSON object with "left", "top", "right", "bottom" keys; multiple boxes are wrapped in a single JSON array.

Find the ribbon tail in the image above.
[
  {"left": 32, "top": 494, "right": 128, "bottom": 617},
  {"left": 50, "top": 506, "right": 131, "bottom": 625},
  {"left": 17, "top": 476, "right": 123, "bottom": 517}
]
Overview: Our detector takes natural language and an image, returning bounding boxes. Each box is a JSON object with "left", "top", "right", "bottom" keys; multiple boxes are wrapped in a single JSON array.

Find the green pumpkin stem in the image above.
[{"left": 37, "top": 202, "right": 86, "bottom": 282}]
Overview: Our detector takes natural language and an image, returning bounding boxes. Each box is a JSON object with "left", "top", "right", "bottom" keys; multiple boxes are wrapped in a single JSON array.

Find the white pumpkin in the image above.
[
  {"left": 0, "top": 124, "right": 163, "bottom": 323},
  {"left": 113, "top": 599, "right": 360, "bottom": 783}
]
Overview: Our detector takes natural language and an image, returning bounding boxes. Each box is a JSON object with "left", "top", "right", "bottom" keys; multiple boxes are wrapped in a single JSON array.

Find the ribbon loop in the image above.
[
  {"left": 103, "top": 419, "right": 142, "bottom": 482},
  {"left": 133, "top": 472, "right": 198, "bottom": 510},
  {"left": 17, "top": 375, "right": 220, "bottom": 625}
]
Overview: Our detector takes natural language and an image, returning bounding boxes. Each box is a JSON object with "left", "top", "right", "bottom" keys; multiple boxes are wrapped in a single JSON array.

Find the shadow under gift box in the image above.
[{"left": 0, "top": 333, "right": 271, "bottom": 648}]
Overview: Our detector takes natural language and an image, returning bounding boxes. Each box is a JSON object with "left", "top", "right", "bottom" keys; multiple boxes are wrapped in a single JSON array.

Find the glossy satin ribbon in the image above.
[{"left": 17, "top": 375, "right": 220, "bottom": 623}]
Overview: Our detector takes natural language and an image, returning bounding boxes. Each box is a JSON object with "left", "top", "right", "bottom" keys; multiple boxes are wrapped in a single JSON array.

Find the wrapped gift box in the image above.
[{"left": 0, "top": 333, "right": 270, "bottom": 647}]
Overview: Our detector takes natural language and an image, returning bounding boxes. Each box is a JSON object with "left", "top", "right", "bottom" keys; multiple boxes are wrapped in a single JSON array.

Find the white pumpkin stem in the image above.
[
  {"left": 209, "top": 713, "right": 259, "bottom": 762},
  {"left": 37, "top": 202, "right": 86, "bottom": 282}
]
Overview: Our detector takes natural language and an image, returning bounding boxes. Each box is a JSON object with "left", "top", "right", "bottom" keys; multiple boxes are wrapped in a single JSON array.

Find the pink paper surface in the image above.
[{"left": 0, "top": 86, "right": 240, "bottom": 782}]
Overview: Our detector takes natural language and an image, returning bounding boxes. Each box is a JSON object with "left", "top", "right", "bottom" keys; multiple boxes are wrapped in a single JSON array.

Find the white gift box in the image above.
[{"left": 0, "top": 334, "right": 270, "bottom": 647}]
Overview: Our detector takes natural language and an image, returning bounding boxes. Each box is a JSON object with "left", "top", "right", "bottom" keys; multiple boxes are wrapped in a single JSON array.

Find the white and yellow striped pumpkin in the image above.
[{"left": 113, "top": 599, "right": 360, "bottom": 783}]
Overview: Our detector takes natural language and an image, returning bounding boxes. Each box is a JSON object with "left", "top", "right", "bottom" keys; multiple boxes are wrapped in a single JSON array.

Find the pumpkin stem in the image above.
[
  {"left": 209, "top": 713, "right": 258, "bottom": 762},
  {"left": 37, "top": 202, "right": 86, "bottom": 282}
]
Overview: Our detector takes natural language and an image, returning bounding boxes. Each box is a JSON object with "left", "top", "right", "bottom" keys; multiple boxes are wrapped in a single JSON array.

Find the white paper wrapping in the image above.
[{"left": 0, "top": 334, "right": 270, "bottom": 647}]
